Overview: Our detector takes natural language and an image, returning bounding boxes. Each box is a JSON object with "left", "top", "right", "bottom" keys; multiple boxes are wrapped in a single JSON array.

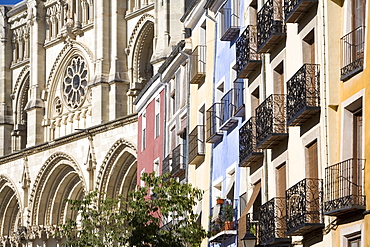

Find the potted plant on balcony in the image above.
[
  {"left": 223, "top": 202, "right": 235, "bottom": 230},
  {"left": 210, "top": 216, "right": 224, "bottom": 235},
  {"left": 216, "top": 197, "right": 225, "bottom": 205}
]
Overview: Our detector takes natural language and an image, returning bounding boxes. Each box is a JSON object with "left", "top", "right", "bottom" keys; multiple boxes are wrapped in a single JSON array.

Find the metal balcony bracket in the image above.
[
  {"left": 209, "top": 230, "right": 237, "bottom": 243},
  {"left": 284, "top": 0, "right": 318, "bottom": 23}
]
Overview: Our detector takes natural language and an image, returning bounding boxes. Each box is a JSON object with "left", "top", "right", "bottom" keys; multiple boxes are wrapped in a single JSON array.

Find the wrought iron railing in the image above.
[
  {"left": 259, "top": 197, "right": 289, "bottom": 245},
  {"left": 172, "top": 144, "right": 185, "bottom": 178},
  {"left": 284, "top": 0, "right": 318, "bottom": 22},
  {"left": 219, "top": 0, "right": 240, "bottom": 41},
  {"left": 162, "top": 154, "right": 171, "bottom": 175},
  {"left": 220, "top": 88, "right": 244, "bottom": 125},
  {"left": 246, "top": 213, "right": 260, "bottom": 243},
  {"left": 235, "top": 25, "right": 261, "bottom": 77},
  {"left": 324, "top": 158, "right": 365, "bottom": 215},
  {"left": 286, "top": 178, "right": 323, "bottom": 235},
  {"left": 286, "top": 64, "right": 320, "bottom": 125},
  {"left": 341, "top": 26, "right": 364, "bottom": 80},
  {"left": 189, "top": 45, "right": 206, "bottom": 84},
  {"left": 257, "top": 0, "right": 285, "bottom": 52},
  {"left": 188, "top": 125, "right": 205, "bottom": 164},
  {"left": 206, "top": 103, "right": 223, "bottom": 142},
  {"left": 239, "top": 117, "right": 263, "bottom": 166},
  {"left": 255, "top": 94, "right": 287, "bottom": 147}
]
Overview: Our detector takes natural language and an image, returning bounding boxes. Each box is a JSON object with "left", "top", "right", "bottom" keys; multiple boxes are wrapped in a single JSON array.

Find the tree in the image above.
[{"left": 58, "top": 172, "right": 207, "bottom": 247}]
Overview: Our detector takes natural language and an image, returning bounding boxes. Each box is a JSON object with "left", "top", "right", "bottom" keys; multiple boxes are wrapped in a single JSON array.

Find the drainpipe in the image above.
[
  {"left": 322, "top": 0, "right": 329, "bottom": 168},
  {"left": 261, "top": 53, "right": 268, "bottom": 203},
  {"left": 203, "top": 8, "right": 217, "bottom": 244},
  {"left": 158, "top": 72, "right": 167, "bottom": 179},
  {"left": 179, "top": 49, "right": 191, "bottom": 184}
]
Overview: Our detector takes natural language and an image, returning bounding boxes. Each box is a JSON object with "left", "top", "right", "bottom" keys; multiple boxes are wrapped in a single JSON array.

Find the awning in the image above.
[{"left": 241, "top": 181, "right": 261, "bottom": 218}]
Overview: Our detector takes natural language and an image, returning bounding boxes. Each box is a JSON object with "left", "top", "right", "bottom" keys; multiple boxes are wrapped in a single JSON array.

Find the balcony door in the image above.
[
  {"left": 276, "top": 163, "right": 286, "bottom": 198},
  {"left": 305, "top": 140, "right": 320, "bottom": 219},
  {"left": 352, "top": 109, "right": 363, "bottom": 197},
  {"left": 306, "top": 140, "right": 318, "bottom": 179}
]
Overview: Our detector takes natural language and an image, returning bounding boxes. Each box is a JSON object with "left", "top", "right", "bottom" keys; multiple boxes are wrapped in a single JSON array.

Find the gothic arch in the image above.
[
  {"left": 12, "top": 69, "right": 30, "bottom": 150},
  {"left": 96, "top": 139, "right": 137, "bottom": 199},
  {"left": 131, "top": 20, "right": 154, "bottom": 85},
  {"left": 127, "top": 14, "right": 155, "bottom": 51},
  {"left": 0, "top": 175, "right": 22, "bottom": 240},
  {"left": 28, "top": 152, "right": 87, "bottom": 228},
  {"left": 45, "top": 41, "right": 94, "bottom": 118}
]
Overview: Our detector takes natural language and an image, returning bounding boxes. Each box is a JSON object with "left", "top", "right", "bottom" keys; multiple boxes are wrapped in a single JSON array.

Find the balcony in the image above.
[
  {"left": 234, "top": 26, "right": 261, "bottom": 78},
  {"left": 341, "top": 26, "right": 364, "bottom": 81},
  {"left": 188, "top": 125, "right": 205, "bottom": 166},
  {"left": 219, "top": 1, "right": 240, "bottom": 41},
  {"left": 324, "top": 158, "right": 365, "bottom": 216},
  {"left": 162, "top": 154, "right": 171, "bottom": 175},
  {"left": 284, "top": 0, "right": 318, "bottom": 23},
  {"left": 206, "top": 103, "right": 223, "bottom": 143},
  {"left": 256, "top": 94, "right": 288, "bottom": 149},
  {"left": 209, "top": 202, "right": 237, "bottom": 243},
  {"left": 286, "top": 178, "right": 324, "bottom": 236},
  {"left": 171, "top": 144, "right": 186, "bottom": 179},
  {"left": 286, "top": 64, "right": 320, "bottom": 126},
  {"left": 239, "top": 117, "right": 263, "bottom": 167},
  {"left": 189, "top": 45, "right": 206, "bottom": 84},
  {"left": 220, "top": 87, "right": 244, "bottom": 131},
  {"left": 257, "top": 0, "right": 286, "bottom": 53},
  {"left": 259, "top": 197, "right": 291, "bottom": 246}
]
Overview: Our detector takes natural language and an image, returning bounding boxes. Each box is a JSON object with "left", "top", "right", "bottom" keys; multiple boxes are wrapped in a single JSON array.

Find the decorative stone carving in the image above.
[{"left": 63, "top": 56, "right": 88, "bottom": 109}]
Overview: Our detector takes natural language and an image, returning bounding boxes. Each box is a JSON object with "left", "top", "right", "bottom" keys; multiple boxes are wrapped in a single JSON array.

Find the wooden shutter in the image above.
[
  {"left": 276, "top": 163, "right": 286, "bottom": 197},
  {"left": 306, "top": 141, "right": 318, "bottom": 179}
]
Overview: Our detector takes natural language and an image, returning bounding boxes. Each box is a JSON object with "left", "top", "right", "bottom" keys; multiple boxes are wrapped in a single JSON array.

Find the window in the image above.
[
  {"left": 273, "top": 62, "right": 284, "bottom": 94},
  {"left": 175, "top": 68, "right": 181, "bottom": 110},
  {"left": 142, "top": 112, "right": 146, "bottom": 150},
  {"left": 303, "top": 30, "right": 315, "bottom": 64},
  {"left": 306, "top": 140, "right": 318, "bottom": 179},
  {"left": 154, "top": 159, "right": 160, "bottom": 176},
  {"left": 170, "top": 84, "right": 176, "bottom": 115},
  {"left": 276, "top": 163, "right": 286, "bottom": 197},
  {"left": 155, "top": 97, "right": 160, "bottom": 138},
  {"left": 251, "top": 87, "right": 260, "bottom": 116},
  {"left": 348, "top": 235, "right": 361, "bottom": 247}
]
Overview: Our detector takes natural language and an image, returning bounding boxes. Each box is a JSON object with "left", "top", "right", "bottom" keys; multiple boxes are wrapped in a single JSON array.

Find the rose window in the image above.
[{"left": 63, "top": 56, "right": 88, "bottom": 109}]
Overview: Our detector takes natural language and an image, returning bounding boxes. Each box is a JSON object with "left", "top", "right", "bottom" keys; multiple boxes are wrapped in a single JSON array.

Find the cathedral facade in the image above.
[{"left": 0, "top": 0, "right": 185, "bottom": 245}]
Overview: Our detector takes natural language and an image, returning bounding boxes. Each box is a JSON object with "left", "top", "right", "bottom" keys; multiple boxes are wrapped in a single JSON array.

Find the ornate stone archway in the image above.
[
  {"left": 28, "top": 152, "right": 86, "bottom": 239},
  {"left": 0, "top": 175, "right": 22, "bottom": 245},
  {"left": 96, "top": 139, "right": 137, "bottom": 199}
]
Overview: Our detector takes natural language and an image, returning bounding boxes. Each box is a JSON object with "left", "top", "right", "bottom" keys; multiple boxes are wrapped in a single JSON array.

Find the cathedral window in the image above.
[{"left": 63, "top": 56, "right": 88, "bottom": 109}]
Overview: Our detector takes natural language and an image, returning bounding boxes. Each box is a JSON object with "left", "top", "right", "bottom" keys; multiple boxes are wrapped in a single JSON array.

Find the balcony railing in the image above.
[
  {"left": 286, "top": 178, "right": 324, "bottom": 236},
  {"left": 220, "top": 87, "right": 244, "bottom": 130},
  {"left": 172, "top": 144, "right": 186, "bottom": 179},
  {"left": 235, "top": 25, "right": 261, "bottom": 78},
  {"left": 284, "top": 0, "right": 318, "bottom": 23},
  {"left": 341, "top": 26, "right": 364, "bottom": 81},
  {"left": 209, "top": 202, "right": 238, "bottom": 243},
  {"left": 256, "top": 94, "right": 288, "bottom": 149},
  {"left": 239, "top": 117, "right": 263, "bottom": 167},
  {"left": 189, "top": 45, "right": 206, "bottom": 84},
  {"left": 257, "top": 0, "right": 286, "bottom": 53},
  {"left": 219, "top": 1, "right": 240, "bottom": 41},
  {"left": 162, "top": 154, "right": 171, "bottom": 175},
  {"left": 246, "top": 213, "right": 259, "bottom": 239},
  {"left": 206, "top": 103, "right": 223, "bottom": 143},
  {"left": 324, "top": 158, "right": 365, "bottom": 216},
  {"left": 286, "top": 64, "right": 320, "bottom": 126},
  {"left": 188, "top": 125, "right": 205, "bottom": 166},
  {"left": 259, "top": 197, "right": 291, "bottom": 246}
]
